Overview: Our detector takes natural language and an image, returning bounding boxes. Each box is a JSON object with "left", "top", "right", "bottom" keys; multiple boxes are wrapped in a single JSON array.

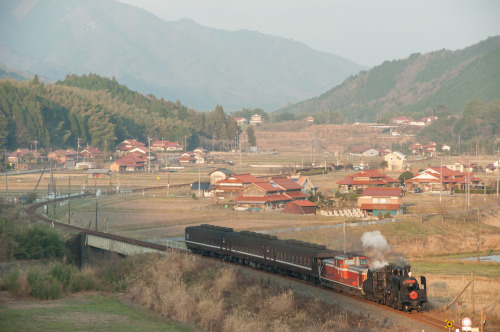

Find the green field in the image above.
[{"left": 0, "top": 294, "right": 196, "bottom": 332}]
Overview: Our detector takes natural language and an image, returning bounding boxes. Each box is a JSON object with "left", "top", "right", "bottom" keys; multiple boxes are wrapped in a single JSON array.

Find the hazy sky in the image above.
[{"left": 117, "top": 0, "right": 500, "bottom": 67}]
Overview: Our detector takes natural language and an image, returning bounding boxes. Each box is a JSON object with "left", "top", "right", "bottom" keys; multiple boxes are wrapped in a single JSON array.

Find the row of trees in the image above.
[{"left": 0, "top": 74, "right": 241, "bottom": 152}]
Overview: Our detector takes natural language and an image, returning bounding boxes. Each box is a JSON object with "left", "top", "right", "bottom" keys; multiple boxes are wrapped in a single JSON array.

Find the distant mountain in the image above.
[
  {"left": 278, "top": 36, "right": 500, "bottom": 122},
  {"left": 0, "top": 0, "right": 363, "bottom": 111},
  {"left": 0, "top": 61, "right": 34, "bottom": 81}
]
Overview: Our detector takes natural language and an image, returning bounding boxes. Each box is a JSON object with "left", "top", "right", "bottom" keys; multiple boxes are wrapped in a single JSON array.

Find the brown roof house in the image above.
[
  {"left": 357, "top": 187, "right": 403, "bottom": 217},
  {"left": 284, "top": 200, "right": 317, "bottom": 215},
  {"left": 110, "top": 155, "right": 145, "bottom": 172},
  {"left": 337, "top": 170, "right": 399, "bottom": 192}
]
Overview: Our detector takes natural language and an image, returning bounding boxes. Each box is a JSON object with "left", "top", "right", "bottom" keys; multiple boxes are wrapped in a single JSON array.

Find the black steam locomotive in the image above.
[{"left": 185, "top": 224, "right": 427, "bottom": 312}]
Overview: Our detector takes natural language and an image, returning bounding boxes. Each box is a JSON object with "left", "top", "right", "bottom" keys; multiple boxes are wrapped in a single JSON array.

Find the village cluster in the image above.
[{"left": 5, "top": 137, "right": 500, "bottom": 218}]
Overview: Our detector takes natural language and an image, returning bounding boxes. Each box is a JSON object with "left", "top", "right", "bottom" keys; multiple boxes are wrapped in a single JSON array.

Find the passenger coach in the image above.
[{"left": 185, "top": 224, "right": 339, "bottom": 281}]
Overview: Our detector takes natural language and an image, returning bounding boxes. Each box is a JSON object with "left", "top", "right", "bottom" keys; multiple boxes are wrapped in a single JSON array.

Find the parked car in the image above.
[{"left": 413, "top": 187, "right": 422, "bottom": 193}]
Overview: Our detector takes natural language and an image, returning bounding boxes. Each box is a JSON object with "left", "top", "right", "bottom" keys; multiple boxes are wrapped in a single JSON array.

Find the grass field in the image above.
[{"left": 0, "top": 293, "right": 196, "bottom": 332}]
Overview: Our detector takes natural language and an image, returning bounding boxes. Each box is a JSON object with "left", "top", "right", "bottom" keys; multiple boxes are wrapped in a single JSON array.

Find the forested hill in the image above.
[
  {"left": 277, "top": 36, "right": 500, "bottom": 122},
  {"left": 0, "top": 74, "right": 238, "bottom": 152},
  {"left": 0, "top": 0, "right": 362, "bottom": 111}
]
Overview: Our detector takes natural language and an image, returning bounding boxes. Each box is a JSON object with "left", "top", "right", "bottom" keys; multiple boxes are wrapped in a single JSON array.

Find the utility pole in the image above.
[
  {"left": 198, "top": 162, "right": 201, "bottom": 198},
  {"left": 4, "top": 153, "right": 8, "bottom": 202},
  {"left": 68, "top": 176, "right": 71, "bottom": 225},
  {"left": 343, "top": 220, "right": 346, "bottom": 254},
  {"left": 95, "top": 177, "right": 98, "bottom": 231},
  {"left": 471, "top": 269, "right": 475, "bottom": 313},
  {"left": 440, "top": 156, "right": 442, "bottom": 204},
  {"left": 477, "top": 210, "right": 480, "bottom": 263},
  {"left": 77, "top": 137, "right": 80, "bottom": 163},
  {"left": 148, "top": 136, "right": 151, "bottom": 173}
]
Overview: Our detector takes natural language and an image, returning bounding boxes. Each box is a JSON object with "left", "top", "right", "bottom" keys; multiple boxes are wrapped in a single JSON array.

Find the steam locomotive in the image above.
[{"left": 185, "top": 224, "right": 427, "bottom": 312}]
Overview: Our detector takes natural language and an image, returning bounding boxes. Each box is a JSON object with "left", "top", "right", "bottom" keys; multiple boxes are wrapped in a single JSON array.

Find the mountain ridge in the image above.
[
  {"left": 277, "top": 36, "right": 500, "bottom": 121},
  {"left": 0, "top": 0, "right": 363, "bottom": 111}
]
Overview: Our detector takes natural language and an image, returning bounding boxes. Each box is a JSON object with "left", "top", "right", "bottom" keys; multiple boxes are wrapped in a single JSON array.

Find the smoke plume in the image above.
[{"left": 361, "top": 231, "right": 391, "bottom": 269}]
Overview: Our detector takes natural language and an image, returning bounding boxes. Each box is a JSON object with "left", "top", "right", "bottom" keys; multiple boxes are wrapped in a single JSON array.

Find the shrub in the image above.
[
  {"left": 0, "top": 269, "right": 20, "bottom": 295},
  {"left": 15, "top": 226, "right": 66, "bottom": 260},
  {"left": 27, "top": 267, "right": 60, "bottom": 300},
  {"left": 50, "top": 263, "right": 74, "bottom": 289},
  {"left": 384, "top": 211, "right": 391, "bottom": 218},
  {"left": 70, "top": 271, "right": 97, "bottom": 292}
]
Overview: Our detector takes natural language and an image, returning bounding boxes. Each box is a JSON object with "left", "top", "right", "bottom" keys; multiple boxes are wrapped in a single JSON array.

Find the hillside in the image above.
[
  {"left": 0, "top": 0, "right": 362, "bottom": 111},
  {"left": 0, "top": 74, "right": 239, "bottom": 152},
  {"left": 278, "top": 36, "right": 500, "bottom": 121}
]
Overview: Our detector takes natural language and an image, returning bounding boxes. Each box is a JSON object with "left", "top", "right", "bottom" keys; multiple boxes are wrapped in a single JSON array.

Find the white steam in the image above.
[
  {"left": 361, "top": 231, "right": 391, "bottom": 269},
  {"left": 361, "top": 231, "right": 391, "bottom": 251}
]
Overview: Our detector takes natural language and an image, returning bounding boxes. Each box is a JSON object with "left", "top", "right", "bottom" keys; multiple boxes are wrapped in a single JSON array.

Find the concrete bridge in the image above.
[{"left": 77, "top": 233, "right": 187, "bottom": 266}]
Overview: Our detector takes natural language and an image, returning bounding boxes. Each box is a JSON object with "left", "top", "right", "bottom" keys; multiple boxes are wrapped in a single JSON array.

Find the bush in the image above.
[
  {"left": 27, "top": 267, "right": 60, "bottom": 300},
  {"left": 50, "top": 263, "right": 74, "bottom": 289},
  {"left": 15, "top": 226, "right": 66, "bottom": 260},
  {"left": 70, "top": 271, "right": 96, "bottom": 293},
  {"left": 384, "top": 211, "right": 391, "bottom": 218},
  {"left": 0, "top": 269, "right": 20, "bottom": 295}
]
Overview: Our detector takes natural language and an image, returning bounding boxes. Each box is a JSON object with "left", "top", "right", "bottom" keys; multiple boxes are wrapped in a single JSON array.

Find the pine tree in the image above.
[{"left": 247, "top": 125, "right": 256, "bottom": 147}]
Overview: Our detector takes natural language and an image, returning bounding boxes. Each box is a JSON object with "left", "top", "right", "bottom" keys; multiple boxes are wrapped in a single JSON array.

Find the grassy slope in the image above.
[{"left": 0, "top": 294, "right": 195, "bottom": 332}]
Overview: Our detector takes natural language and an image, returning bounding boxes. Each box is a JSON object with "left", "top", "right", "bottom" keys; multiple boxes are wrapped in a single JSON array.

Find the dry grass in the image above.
[
  {"left": 426, "top": 275, "right": 500, "bottom": 328},
  {"left": 127, "top": 252, "right": 397, "bottom": 332}
]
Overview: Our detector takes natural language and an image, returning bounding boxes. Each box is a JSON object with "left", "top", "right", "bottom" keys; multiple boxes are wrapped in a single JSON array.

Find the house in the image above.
[
  {"left": 180, "top": 151, "right": 207, "bottom": 164},
  {"left": 80, "top": 146, "right": 103, "bottom": 159},
  {"left": 405, "top": 166, "right": 482, "bottom": 192},
  {"left": 349, "top": 146, "right": 371, "bottom": 156},
  {"left": 209, "top": 168, "right": 233, "bottom": 185},
  {"left": 179, "top": 152, "right": 196, "bottom": 164},
  {"left": 284, "top": 200, "right": 317, "bottom": 215},
  {"left": 214, "top": 174, "right": 266, "bottom": 201},
  {"left": 441, "top": 144, "right": 451, "bottom": 152},
  {"left": 48, "top": 149, "right": 77, "bottom": 167},
  {"left": 303, "top": 116, "right": 314, "bottom": 123},
  {"left": 422, "top": 142, "right": 437, "bottom": 157},
  {"left": 290, "top": 174, "right": 318, "bottom": 195},
  {"left": 357, "top": 187, "right": 403, "bottom": 217},
  {"left": 362, "top": 149, "right": 380, "bottom": 157},
  {"left": 165, "top": 141, "right": 184, "bottom": 151},
  {"left": 110, "top": 154, "right": 145, "bottom": 172},
  {"left": 249, "top": 114, "right": 262, "bottom": 126},
  {"left": 391, "top": 116, "right": 411, "bottom": 124},
  {"left": 233, "top": 182, "right": 291, "bottom": 211},
  {"left": 234, "top": 117, "right": 248, "bottom": 126},
  {"left": 270, "top": 176, "right": 310, "bottom": 200},
  {"left": 193, "top": 147, "right": 206, "bottom": 156},
  {"left": 486, "top": 161, "right": 500, "bottom": 173},
  {"left": 419, "top": 116, "right": 438, "bottom": 124},
  {"left": 377, "top": 148, "right": 392, "bottom": 157},
  {"left": 337, "top": 170, "right": 399, "bottom": 192},
  {"left": 116, "top": 139, "right": 145, "bottom": 153},
  {"left": 191, "top": 182, "right": 211, "bottom": 198},
  {"left": 410, "top": 143, "right": 423, "bottom": 155},
  {"left": 384, "top": 151, "right": 407, "bottom": 171},
  {"left": 151, "top": 140, "right": 169, "bottom": 151},
  {"left": 409, "top": 120, "right": 426, "bottom": 126},
  {"left": 447, "top": 158, "right": 476, "bottom": 173}
]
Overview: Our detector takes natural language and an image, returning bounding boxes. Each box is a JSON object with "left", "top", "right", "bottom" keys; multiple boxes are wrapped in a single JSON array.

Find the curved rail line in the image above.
[
  {"left": 24, "top": 182, "right": 192, "bottom": 252},
  {"left": 25, "top": 189, "right": 462, "bottom": 331}
]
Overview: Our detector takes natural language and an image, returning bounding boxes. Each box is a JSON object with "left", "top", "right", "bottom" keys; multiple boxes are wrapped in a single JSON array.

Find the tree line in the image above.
[{"left": 0, "top": 74, "right": 240, "bottom": 152}]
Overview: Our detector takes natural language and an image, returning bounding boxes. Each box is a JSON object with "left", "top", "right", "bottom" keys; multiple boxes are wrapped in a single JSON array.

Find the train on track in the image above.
[{"left": 185, "top": 224, "right": 427, "bottom": 312}]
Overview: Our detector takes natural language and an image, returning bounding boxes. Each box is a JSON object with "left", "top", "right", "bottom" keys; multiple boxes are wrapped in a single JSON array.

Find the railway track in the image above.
[{"left": 25, "top": 190, "right": 460, "bottom": 331}]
